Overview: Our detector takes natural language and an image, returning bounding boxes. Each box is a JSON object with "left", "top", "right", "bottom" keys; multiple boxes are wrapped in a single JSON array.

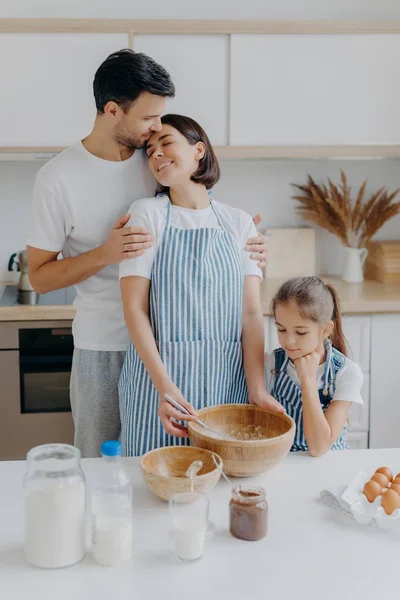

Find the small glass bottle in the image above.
[
  {"left": 91, "top": 440, "right": 132, "bottom": 566},
  {"left": 229, "top": 485, "right": 268, "bottom": 541},
  {"left": 24, "top": 444, "right": 86, "bottom": 568}
]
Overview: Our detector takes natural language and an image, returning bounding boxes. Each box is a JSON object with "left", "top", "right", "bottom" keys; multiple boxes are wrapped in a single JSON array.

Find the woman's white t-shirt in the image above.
[
  {"left": 264, "top": 351, "right": 364, "bottom": 405},
  {"left": 119, "top": 195, "right": 263, "bottom": 280}
]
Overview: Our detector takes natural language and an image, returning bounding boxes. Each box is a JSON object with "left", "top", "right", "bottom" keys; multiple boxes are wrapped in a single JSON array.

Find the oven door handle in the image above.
[{"left": 51, "top": 328, "right": 72, "bottom": 336}]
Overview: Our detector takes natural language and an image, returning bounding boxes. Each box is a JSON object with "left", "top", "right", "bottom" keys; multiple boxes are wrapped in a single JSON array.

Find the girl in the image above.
[
  {"left": 265, "top": 276, "right": 364, "bottom": 456},
  {"left": 118, "top": 114, "right": 284, "bottom": 456}
]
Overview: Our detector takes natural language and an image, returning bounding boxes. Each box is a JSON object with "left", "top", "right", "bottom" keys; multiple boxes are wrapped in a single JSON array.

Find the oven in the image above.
[
  {"left": 19, "top": 327, "right": 73, "bottom": 413},
  {"left": 0, "top": 320, "right": 74, "bottom": 460}
]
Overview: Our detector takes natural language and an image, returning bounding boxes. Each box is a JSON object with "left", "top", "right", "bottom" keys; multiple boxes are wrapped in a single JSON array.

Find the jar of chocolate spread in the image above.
[{"left": 229, "top": 486, "right": 268, "bottom": 541}]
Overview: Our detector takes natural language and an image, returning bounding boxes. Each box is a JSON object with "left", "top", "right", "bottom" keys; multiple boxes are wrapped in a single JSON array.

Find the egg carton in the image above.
[{"left": 341, "top": 471, "right": 400, "bottom": 533}]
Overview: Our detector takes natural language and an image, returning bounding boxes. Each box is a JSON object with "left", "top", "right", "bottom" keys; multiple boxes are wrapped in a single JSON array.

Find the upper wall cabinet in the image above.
[
  {"left": 0, "top": 33, "right": 128, "bottom": 146},
  {"left": 134, "top": 35, "right": 229, "bottom": 146},
  {"left": 229, "top": 34, "right": 400, "bottom": 145}
]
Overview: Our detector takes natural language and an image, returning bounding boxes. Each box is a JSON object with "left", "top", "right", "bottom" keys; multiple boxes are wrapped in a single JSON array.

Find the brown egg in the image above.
[
  {"left": 393, "top": 476, "right": 400, "bottom": 486},
  {"left": 375, "top": 467, "right": 393, "bottom": 482},
  {"left": 371, "top": 473, "right": 389, "bottom": 488},
  {"left": 381, "top": 489, "right": 400, "bottom": 515},
  {"left": 363, "top": 480, "right": 383, "bottom": 503},
  {"left": 390, "top": 483, "right": 400, "bottom": 496}
]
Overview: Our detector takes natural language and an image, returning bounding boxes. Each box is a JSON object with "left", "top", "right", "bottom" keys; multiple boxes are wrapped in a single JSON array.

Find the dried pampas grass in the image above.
[{"left": 292, "top": 171, "right": 400, "bottom": 248}]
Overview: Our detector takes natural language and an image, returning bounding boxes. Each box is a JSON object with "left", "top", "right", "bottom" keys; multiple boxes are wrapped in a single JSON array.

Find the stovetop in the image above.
[{"left": 0, "top": 285, "right": 73, "bottom": 307}]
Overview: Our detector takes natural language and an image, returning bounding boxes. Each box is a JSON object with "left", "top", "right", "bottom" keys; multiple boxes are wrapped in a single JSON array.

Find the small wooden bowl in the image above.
[
  {"left": 140, "top": 446, "right": 223, "bottom": 501},
  {"left": 188, "top": 404, "right": 296, "bottom": 477}
]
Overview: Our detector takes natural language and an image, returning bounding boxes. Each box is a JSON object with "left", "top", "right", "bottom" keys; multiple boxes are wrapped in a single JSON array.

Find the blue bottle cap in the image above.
[{"left": 101, "top": 440, "right": 122, "bottom": 457}]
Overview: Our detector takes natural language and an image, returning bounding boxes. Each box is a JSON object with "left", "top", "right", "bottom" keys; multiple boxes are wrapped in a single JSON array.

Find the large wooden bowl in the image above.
[
  {"left": 188, "top": 404, "right": 296, "bottom": 477},
  {"left": 140, "top": 446, "right": 223, "bottom": 501}
]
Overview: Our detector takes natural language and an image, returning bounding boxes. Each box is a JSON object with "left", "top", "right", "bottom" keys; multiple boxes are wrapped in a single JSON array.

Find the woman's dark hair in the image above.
[
  {"left": 154, "top": 114, "right": 220, "bottom": 192},
  {"left": 271, "top": 276, "right": 347, "bottom": 356},
  {"left": 93, "top": 49, "right": 175, "bottom": 114}
]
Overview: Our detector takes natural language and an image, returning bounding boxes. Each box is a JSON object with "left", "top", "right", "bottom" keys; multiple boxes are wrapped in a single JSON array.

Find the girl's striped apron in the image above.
[
  {"left": 119, "top": 198, "right": 248, "bottom": 456},
  {"left": 271, "top": 340, "right": 349, "bottom": 452}
]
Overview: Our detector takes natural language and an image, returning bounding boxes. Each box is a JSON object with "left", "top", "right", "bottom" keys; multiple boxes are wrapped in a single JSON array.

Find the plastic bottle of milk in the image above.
[{"left": 91, "top": 440, "right": 133, "bottom": 566}]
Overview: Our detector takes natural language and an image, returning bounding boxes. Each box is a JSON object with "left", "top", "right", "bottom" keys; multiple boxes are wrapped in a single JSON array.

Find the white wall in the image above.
[
  {"left": 1, "top": 1, "right": 400, "bottom": 281},
  {"left": 1, "top": 0, "right": 400, "bottom": 19},
  {"left": 0, "top": 162, "right": 38, "bottom": 283},
  {"left": 1, "top": 158, "right": 400, "bottom": 281},
  {"left": 217, "top": 160, "right": 400, "bottom": 276}
]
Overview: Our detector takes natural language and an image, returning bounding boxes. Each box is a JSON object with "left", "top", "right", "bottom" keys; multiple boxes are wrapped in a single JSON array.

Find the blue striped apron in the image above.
[
  {"left": 271, "top": 340, "right": 349, "bottom": 452},
  {"left": 119, "top": 198, "right": 248, "bottom": 456}
]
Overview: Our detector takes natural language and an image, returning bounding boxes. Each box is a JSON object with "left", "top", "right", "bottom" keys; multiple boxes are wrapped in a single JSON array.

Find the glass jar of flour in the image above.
[{"left": 24, "top": 444, "right": 86, "bottom": 568}]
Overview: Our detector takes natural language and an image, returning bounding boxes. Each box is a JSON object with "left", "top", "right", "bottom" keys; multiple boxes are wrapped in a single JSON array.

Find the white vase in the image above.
[{"left": 342, "top": 247, "right": 368, "bottom": 283}]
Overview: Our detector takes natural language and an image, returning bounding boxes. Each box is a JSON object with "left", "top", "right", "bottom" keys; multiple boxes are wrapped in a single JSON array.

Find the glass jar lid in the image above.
[
  {"left": 231, "top": 485, "right": 266, "bottom": 506},
  {"left": 26, "top": 444, "right": 81, "bottom": 473}
]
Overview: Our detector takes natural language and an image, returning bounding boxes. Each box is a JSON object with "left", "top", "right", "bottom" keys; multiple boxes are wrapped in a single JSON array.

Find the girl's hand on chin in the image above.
[{"left": 294, "top": 351, "right": 320, "bottom": 383}]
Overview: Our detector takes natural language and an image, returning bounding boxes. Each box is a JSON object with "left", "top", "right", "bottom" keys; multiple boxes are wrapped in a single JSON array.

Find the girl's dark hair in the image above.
[
  {"left": 271, "top": 276, "right": 347, "bottom": 356},
  {"left": 155, "top": 114, "right": 220, "bottom": 192},
  {"left": 93, "top": 49, "right": 175, "bottom": 114}
]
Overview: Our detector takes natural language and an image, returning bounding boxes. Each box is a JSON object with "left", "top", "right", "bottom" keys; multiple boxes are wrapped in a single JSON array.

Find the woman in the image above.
[{"left": 118, "top": 114, "right": 284, "bottom": 456}]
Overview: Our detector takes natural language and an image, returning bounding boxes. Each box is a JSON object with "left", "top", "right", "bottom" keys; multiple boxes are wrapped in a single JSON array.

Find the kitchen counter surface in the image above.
[
  {"left": 0, "top": 277, "right": 399, "bottom": 322},
  {"left": 261, "top": 277, "right": 400, "bottom": 315},
  {"left": 0, "top": 304, "right": 75, "bottom": 321},
  {"left": 1, "top": 448, "right": 399, "bottom": 600},
  {"left": 0, "top": 282, "right": 74, "bottom": 321}
]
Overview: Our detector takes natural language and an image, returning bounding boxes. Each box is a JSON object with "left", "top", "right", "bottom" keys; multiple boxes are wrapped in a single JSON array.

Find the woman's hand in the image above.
[
  {"left": 249, "top": 388, "right": 286, "bottom": 414},
  {"left": 294, "top": 351, "right": 320, "bottom": 384},
  {"left": 158, "top": 384, "right": 198, "bottom": 438}
]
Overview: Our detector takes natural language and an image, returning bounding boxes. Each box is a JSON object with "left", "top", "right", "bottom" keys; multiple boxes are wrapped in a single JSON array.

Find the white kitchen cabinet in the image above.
[
  {"left": 267, "top": 317, "right": 280, "bottom": 352},
  {"left": 263, "top": 316, "right": 269, "bottom": 352},
  {"left": 342, "top": 316, "right": 371, "bottom": 373},
  {"left": 134, "top": 35, "right": 229, "bottom": 145},
  {"left": 230, "top": 34, "right": 400, "bottom": 145},
  {"left": 369, "top": 314, "right": 400, "bottom": 449},
  {"left": 0, "top": 33, "right": 128, "bottom": 146},
  {"left": 348, "top": 374, "right": 370, "bottom": 433},
  {"left": 347, "top": 432, "right": 369, "bottom": 450}
]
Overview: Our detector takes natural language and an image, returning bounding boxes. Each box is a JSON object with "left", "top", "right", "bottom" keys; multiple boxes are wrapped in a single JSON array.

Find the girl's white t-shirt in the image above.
[
  {"left": 119, "top": 195, "right": 263, "bottom": 280},
  {"left": 264, "top": 351, "right": 364, "bottom": 405}
]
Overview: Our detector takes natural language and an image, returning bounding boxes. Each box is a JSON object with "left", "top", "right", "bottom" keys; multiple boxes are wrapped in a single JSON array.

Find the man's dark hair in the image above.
[
  {"left": 93, "top": 49, "right": 175, "bottom": 114},
  {"left": 155, "top": 114, "right": 220, "bottom": 192}
]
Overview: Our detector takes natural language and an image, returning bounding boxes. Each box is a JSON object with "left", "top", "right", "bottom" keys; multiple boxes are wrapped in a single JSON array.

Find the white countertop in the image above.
[{"left": 1, "top": 449, "right": 400, "bottom": 600}]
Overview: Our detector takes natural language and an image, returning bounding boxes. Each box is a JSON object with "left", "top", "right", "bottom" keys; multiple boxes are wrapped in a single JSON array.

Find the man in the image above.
[{"left": 27, "top": 49, "right": 268, "bottom": 457}]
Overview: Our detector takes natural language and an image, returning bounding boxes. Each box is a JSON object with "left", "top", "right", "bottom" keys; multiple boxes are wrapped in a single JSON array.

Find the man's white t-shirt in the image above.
[
  {"left": 27, "top": 142, "right": 156, "bottom": 351},
  {"left": 119, "top": 195, "right": 263, "bottom": 280},
  {"left": 264, "top": 351, "right": 364, "bottom": 405}
]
